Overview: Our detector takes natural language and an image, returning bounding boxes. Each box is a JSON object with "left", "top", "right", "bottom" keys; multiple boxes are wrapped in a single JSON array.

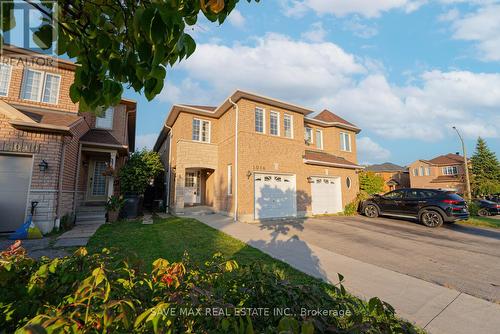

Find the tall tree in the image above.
[
  {"left": 0, "top": 0, "right": 258, "bottom": 113},
  {"left": 470, "top": 137, "right": 500, "bottom": 196}
]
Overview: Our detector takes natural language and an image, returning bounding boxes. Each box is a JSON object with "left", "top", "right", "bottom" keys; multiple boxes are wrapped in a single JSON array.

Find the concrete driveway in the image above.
[{"left": 260, "top": 215, "right": 500, "bottom": 303}]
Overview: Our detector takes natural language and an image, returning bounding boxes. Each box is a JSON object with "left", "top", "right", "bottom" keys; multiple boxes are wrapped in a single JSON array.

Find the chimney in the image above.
[{"left": 455, "top": 152, "right": 460, "bottom": 155}]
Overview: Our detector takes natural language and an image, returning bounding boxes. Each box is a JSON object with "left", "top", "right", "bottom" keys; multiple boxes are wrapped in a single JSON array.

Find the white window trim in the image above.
[
  {"left": 227, "top": 164, "right": 232, "bottom": 196},
  {"left": 0, "top": 64, "right": 12, "bottom": 97},
  {"left": 255, "top": 107, "right": 265, "bottom": 134},
  {"left": 284, "top": 114, "right": 293, "bottom": 139},
  {"left": 442, "top": 166, "right": 458, "bottom": 175},
  {"left": 42, "top": 72, "right": 61, "bottom": 104},
  {"left": 315, "top": 129, "right": 323, "bottom": 150},
  {"left": 305, "top": 127, "right": 313, "bottom": 144},
  {"left": 269, "top": 110, "right": 280, "bottom": 136},
  {"left": 340, "top": 132, "right": 352, "bottom": 152},
  {"left": 21, "top": 68, "right": 44, "bottom": 102},
  {"left": 192, "top": 118, "right": 211, "bottom": 143},
  {"left": 96, "top": 107, "right": 115, "bottom": 130}
]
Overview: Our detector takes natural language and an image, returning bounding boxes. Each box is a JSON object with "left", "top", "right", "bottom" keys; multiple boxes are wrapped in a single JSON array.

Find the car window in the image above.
[
  {"left": 419, "top": 190, "right": 437, "bottom": 198},
  {"left": 405, "top": 190, "right": 420, "bottom": 199},
  {"left": 384, "top": 190, "right": 404, "bottom": 199}
]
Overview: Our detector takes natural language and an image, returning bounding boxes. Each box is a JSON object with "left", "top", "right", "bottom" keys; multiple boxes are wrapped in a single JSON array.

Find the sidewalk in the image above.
[{"left": 187, "top": 213, "right": 500, "bottom": 334}]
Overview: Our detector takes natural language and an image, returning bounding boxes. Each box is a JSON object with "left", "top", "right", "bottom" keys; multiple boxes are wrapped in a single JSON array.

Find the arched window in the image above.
[{"left": 346, "top": 176, "right": 352, "bottom": 189}]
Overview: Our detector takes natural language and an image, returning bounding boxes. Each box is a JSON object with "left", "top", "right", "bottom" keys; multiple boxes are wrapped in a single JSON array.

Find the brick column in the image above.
[{"left": 108, "top": 151, "right": 117, "bottom": 199}]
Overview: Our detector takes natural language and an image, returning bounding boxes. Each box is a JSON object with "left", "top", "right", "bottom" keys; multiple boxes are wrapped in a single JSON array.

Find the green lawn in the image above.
[
  {"left": 87, "top": 216, "right": 322, "bottom": 285},
  {"left": 460, "top": 216, "right": 500, "bottom": 229}
]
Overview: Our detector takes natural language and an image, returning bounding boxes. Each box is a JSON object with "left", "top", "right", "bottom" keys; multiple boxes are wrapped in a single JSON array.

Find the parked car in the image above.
[
  {"left": 474, "top": 199, "right": 500, "bottom": 216},
  {"left": 361, "top": 188, "right": 469, "bottom": 227}
]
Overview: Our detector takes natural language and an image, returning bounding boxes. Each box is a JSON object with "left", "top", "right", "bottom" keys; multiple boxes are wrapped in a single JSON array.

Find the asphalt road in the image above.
[{"left": 262, "top": 215, "right": 500, "bottom": 302}]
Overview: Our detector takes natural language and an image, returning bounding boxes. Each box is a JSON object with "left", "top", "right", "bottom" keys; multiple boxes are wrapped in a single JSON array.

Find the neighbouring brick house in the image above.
[
  {"left": 154, "top": 90, "right": 363, "bottom": 222},
  {"left": 365, "top": 162, "right": 410, "bottom": 192},
  {"left": 408, "top": 153, "right": 466, "bottom": 194},
  {"left": 0, "top": 46, "right": 136, "bottom": 233}
]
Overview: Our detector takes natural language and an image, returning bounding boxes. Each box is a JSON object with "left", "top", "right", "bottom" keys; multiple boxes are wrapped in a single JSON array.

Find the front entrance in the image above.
[
  {"left": 87, "top": 160, "right": 108, "bottom": 202},
  {"left": 184, "top": 170, "right": 201, "bottom": 205}
]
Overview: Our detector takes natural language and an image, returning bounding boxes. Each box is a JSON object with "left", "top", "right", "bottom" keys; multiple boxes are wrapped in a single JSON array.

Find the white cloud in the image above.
[
  {"left": 357, "top": 137, "right": 391, "bottom": 164},
  {"left": 437, "top": 8, "right": 460, "bottom": 22},
  {"left": 227, "top": 9, "right": 245, "bottom": 28},
  {"left": 448, "top": 4, "right": 500, "bottom": 61},
  {"left": 301, "top": 22, "right": 327, "bottom": 42},
  {"left": 281, "top": 0, "right": 426, "bottom": 18},
  {"left": 136, "top": 133, "right": 158, "bottom": 150},
  {"left": 167, "top": 34, "right": 500, "bottom": 141},
  {"left": 343, "top": 16, "right": 378, "bottom": 38}
]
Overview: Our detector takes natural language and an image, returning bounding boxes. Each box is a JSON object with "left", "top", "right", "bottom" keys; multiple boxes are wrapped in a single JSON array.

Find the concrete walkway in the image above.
[{"left": 187, "top": 213, "right": 500, "bottom": 334}]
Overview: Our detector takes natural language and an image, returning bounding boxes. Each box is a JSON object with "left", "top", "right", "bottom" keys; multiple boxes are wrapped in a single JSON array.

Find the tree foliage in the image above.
[
  {"left": 359, "top": 171, "right": 385, "bottom": 195},
  {"left": 0, "top": 0, "right": 258, "bottom": 113},
  {"left": 470, "top": 137, "right": 500, "bottom": 196},
  {"left": 119, "top": 149, "right": 163, "bottom": 194}
]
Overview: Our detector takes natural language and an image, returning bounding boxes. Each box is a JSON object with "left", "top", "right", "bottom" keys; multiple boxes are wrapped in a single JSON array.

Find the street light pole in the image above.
[{"left": 452, "top": 126, "right": 472, "bottom": 200}]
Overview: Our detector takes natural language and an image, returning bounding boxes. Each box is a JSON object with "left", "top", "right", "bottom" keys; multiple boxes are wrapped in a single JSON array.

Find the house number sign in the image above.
[{"left": 0, "top": 141, "right": 41, "bottom": 154}]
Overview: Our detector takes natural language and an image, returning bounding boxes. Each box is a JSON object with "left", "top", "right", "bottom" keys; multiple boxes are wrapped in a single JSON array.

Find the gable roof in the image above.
[
  {"left": 303, "top": 150, "right": 363, "bottom": 169},
  {"left": 313, "top": 109, "right": 357, "bottom": 127},
  {"left": 427, "top": 153, "right": 464, "bottom": 165},
  {"left": 154, "top": 90, "right": 361, "bottom": 150},
  {"left": 365, "top": 162, "right": 405, "bottom": 172}
]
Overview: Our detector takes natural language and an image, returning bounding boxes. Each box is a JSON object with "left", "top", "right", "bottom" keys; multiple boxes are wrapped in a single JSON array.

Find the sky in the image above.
[{"left": 6, "top": 0, "right": 500, "bottom": 166}]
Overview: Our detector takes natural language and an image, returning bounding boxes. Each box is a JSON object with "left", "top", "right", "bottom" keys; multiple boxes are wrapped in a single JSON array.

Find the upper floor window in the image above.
[
  {"left": 255, "top": 107, "right": 264, "bottom": 133},
  {"left": 412, "top": 168, "right": 418, "bottom": 176},
  {"left": 425, "top": 167, "right": 431, "bottom": 176},
  {"left": 192, "top": 118, "right": 210, "bottom": 143},
  {"left": 305, "top": 127, "right": 313, "bottom": 144},
  {"left": 21, "top": 69, "right": 61, "bottom": 104},
  {"left": 315, "top": 129, "right": 323, "bottom": 149},
  {"left": 419, "top": 166, "right": 424, "bottom": 176},
  {"left": 442, "top": 166, "right": 458, "bottom": 175},
  {"left": 284, "top": 114, "right": 293, "bottom": 138},
  {"left": 270, "top": 111, "right": 279, "bottom": 136},
  {"left": 96, "top": 107, "right": 114, "bottom": 129},
  {"left": 340, "top": 132, "right": 351, "bottom": 152},
  {"left": 0, "top": 64, "right": 12, "bottom": 96}
]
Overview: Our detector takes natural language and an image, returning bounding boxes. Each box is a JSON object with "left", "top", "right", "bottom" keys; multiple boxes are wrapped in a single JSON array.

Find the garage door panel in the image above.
[
  {"left": 0, "top": 155, "right": 32, "bottom": 232},
  {"left": 311, "top": 177, "right": 342, "bottom": 215},
  {"left": 255, "top": 174, "right": 296, "bottom": 219}
]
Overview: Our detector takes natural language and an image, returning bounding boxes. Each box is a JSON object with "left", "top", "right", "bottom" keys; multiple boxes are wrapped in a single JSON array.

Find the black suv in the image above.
[{"left": 361, "top": 188, "right": 469, "bottom": 227}]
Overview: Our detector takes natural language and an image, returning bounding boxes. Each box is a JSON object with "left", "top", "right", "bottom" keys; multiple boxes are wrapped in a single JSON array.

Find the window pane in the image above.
[
  {"left": 255, "top": 108, "right": 264, "bottom": 133},
  {"left": 420, "top": 166, "right": 424, "bottom": 176},
  {"left": 270, "top": 112, "right": 278, "bottom": 135},
  {"left": 305, "top": 127, "right": 312, "bottom": 143},
  {"left": 0, "top": 64, "right": 11, "bottom": 96},
  {"left": 192, "top": 119, "right": 200, "bottom": 141},
  {"left": 284, "top": 115, "right": 292, "bottom": 138},
  {"left": 96, "top": 108, "right": 114, "bottom": 129},
  {"left": 21, "top": 70, "right": 42, "bottom": 101},
  {"left": 42, "top": 74, "right": 60, "bottom": 104},
  {"left": 201, "top": 120, "right": 209, "bottom": 142},
  {"left": 316, "top": 130, "right": 322, "bottom": 149}
]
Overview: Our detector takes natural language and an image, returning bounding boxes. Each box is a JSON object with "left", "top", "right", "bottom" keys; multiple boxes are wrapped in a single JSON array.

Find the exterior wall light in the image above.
[{"left": 38, "top": 160, "right": 49, "bottom": 172}]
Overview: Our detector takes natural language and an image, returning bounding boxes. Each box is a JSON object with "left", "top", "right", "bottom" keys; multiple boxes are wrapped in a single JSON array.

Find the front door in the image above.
[
  {"left": 184, "top": 171, "right": 201, "bottom": 205},
  {"left": 87, "top": 160, "right": 108, "bottom": 201}
]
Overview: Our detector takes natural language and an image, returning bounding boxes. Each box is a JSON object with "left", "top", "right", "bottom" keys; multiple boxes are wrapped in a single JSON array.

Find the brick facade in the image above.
[
  {"left": 0, "top": 47, "right": 136, "bottom": 234},
  {"left": 157, "top": 92, "right": 362, "bottom": 222}
]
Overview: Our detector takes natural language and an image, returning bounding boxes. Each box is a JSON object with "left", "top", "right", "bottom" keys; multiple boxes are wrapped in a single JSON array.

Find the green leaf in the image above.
[
  {"left": 183, "top": 33, "right": 196, "bottom": 58},
  {"left": 150, "top": 13, "right": 165, "bottom": 45},
  {"left": 33, "top": 25, "right": 53, "bottom": 50}
]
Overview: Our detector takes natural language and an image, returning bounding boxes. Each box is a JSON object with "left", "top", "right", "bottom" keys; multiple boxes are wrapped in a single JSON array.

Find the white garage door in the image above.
[
  {"left": 254, "top": 173, "right": 296, "bottom": 219},
  {"left": 0, "top": 154, "right": 32, "bottom": 232},
  {"left": 311, "top": 176, "right": 342, "bottom": 215}
]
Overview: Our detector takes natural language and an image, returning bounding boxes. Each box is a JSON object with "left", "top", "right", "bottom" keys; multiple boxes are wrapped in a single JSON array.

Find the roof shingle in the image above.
[
  {"left": 303, "top": 150, "right": 360, "bottom": 168},
  {"left": 428, "top": 153, "right": 464, "bottom": 165},
  {"left": 21, "top": 110, "right": 81, "bottom": 127},
  {"left": 80, "top": 129, "right": 122, "bottom": 146},
  {"left": 313, "top": 109, "right": 356, "bottom": 127},
  {"left": 365, "top": 162, "right": 405, "bottom": 172}
]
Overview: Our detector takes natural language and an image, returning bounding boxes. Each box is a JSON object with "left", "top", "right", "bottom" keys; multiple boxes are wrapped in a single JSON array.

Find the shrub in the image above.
[
  {"left": 119, "top": 149, "right": 164, "bottom": 195},
  {"left": 60, "top": 213, "right": 75, "bottom": 231},
  {"left": 105, "top": 195, "right": 125, "bottom": 212},
  {"left": 359, "top": 172, "right": 385, "bottom": 195},
  {"left": 467, "top": 201, "right": 479, "bottom": 216},
  {"left": 344, "top": 191, "right": 371, "bottom": 216},
  {"left": 0, "top": 242, "right": 421, "bottom": 333}
]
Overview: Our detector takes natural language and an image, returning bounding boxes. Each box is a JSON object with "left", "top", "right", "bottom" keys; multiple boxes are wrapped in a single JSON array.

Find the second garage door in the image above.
[
  {"left": 311, "top": 176, "right": 343, "bottom": 215},
  {"left": 0, "top": 154, "right": 32, "bottom": 232},
  {"left": 254, "top": 173, "right": 296, "bottom": 219}
]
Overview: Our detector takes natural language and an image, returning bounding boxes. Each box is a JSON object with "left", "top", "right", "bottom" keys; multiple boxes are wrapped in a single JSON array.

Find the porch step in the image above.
[
  {"left": 76, "top": 206, "right": 106, "bottom": 214},
  {"left": 77, "top": 214, "right": 106, "bottom": 222},
  {"left": 178, "top": 206, "right": 216, "bottom": 216}
]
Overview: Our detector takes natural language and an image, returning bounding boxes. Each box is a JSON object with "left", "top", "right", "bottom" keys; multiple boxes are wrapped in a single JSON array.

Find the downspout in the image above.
[
  {"left": 229, "top": 98, "right": 238, "bottom": 222},
  {"left": 56, "top": 137, "right": 68, "bottom": 230},
  {"left": 73, "top": 143, "right": 83, "bottom": 213},
  {"left": 164, "top": 125, "right": 173, "bottom": 213}
]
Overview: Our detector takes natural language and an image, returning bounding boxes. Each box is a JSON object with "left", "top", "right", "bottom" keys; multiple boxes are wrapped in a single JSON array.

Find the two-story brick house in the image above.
[
  {"left": 154, "top": 90, "right": 362, "bottom": 222},
  {"left": 0, "top": 46, "right": 136, "bottom": 233},
  {"left": 365, "top": 162, "right": 410, "bottom": 192},
  {"left": 408, "top": 153, "right": 466, "bottom": 194}
]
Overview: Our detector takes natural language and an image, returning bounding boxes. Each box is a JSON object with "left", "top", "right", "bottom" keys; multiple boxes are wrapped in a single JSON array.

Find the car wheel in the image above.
[
  {"left": 364, "top": 204, "right": 379, "bottom": 218},
  {"left": 420, "top": 210, "right": 443, "bottom": 228},
  {"left": 478, "top": 208, "right": 489, "bottom": 217}
]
